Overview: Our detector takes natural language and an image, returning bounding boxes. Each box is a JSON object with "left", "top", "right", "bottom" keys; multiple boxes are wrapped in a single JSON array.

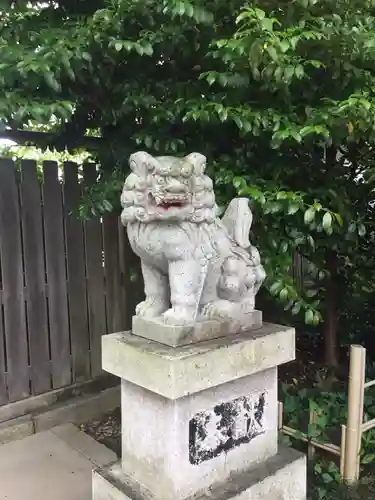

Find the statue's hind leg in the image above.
[
  {"left": 201, "top": 261, "right": 259, "bottom": 327},
  {"left": 201, "top": 256, "right": 245, "bottom": 321}
]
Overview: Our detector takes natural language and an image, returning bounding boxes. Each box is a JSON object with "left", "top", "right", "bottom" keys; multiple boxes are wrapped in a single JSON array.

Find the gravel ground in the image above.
[{"left": 79, "top": 407, "right": 121, "bottom": 457}]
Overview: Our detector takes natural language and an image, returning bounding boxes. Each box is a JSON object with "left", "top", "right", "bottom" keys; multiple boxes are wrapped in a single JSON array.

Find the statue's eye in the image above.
[
  {"left": 181, "top": 165, "right": 193, "bottom": 177},
  {"left": 157, "top": 177, "right": 164, "bottom": 184}
]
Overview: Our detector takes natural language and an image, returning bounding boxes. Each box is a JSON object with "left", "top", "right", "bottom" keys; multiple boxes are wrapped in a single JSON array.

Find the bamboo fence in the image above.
[{"left": 278, "top": 344, "right": 375, "bottom": 484}]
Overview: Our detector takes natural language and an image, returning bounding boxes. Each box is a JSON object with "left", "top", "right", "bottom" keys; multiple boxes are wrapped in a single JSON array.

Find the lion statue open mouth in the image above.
[{"left": 120, "top": 151, "right": 266, "bottom": 328}]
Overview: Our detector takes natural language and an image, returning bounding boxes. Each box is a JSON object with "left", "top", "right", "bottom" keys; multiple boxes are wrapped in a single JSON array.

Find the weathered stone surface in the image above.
[
  {"left": 132, "top": 310, "right": 262, "bottom": 347},
  {"left": 0, "top": 425, "right": 116, "bottom": 500},
  {"left": 92, "top": 447, "right": 306, "bottom": 500},
  {"left": 98, "top": 322, "right": 305, "bottom": 500},
  {"left": 0, "top": 415, "right": 34, "bottom": 444},
  {"left": 120, "top": 151, "right": 266, "bottom": 333},
  {"left": 102, "top": 323, "right": 295, "bottom": 399},
  {"left": 119, "top": 369, "right": 277, "bottom": 499}
]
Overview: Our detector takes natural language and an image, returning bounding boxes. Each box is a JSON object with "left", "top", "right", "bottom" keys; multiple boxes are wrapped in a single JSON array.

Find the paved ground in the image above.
[{"left": 0, "top": 423, "right": 117, "bottom": 500}]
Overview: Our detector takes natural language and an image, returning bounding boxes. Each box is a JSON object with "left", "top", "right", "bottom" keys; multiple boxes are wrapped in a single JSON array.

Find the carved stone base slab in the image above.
[
  {"left": 92, "top": 447, "right": 306, "bottom": 500},
  {"left": 102, "top": 323, "right": 295, "bottom": 399},
  {"left": 132, "top": 310, "right": 262, "bottom": 347}
]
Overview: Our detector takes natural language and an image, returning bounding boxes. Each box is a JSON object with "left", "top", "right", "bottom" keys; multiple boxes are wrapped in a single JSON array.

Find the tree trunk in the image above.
[{"left": 323, "top": 250, "right": 339, "bottom": 366}]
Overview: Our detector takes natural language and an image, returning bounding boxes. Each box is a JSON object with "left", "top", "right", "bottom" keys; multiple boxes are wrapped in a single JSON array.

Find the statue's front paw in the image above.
[
  {"left": 202, "top": 300, "right": 234, "bottom": 320},
  {"left": 135, "top": 298, "right": 168, "bottom": 318},
  {"left": 162, "top": 306, "right": 196, "bottom": 325}
]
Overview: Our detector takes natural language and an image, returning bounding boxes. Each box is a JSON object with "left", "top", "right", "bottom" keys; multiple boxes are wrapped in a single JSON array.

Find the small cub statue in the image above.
[{"left": 120, "top": 151, "right": 266, "bottom": 330}]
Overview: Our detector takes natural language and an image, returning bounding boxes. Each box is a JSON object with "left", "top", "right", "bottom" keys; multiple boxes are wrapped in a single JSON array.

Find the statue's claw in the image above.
[
  {"left": 161, "top": 306, "right": 196, "bottom": 325},
  {"left": 135, "top": 299, "right": 168, "bottom": 319},
  {"left": 202, "top": 300, "right": 234, "bottom": 320}
]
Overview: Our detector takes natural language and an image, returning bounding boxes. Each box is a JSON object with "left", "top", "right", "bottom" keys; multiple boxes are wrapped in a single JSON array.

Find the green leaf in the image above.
[
  {"left": 305, "top": 309, "right": 314, "bottom": 324},
  {"left": 44, "top": 72, "right": 60, "bottom": 92},
  {"left": 114, "top": 42, "right": 123, "bottom": 52},
  {"left": 284, "top": 65, "right": 295, "bottom": 81},
  {"left": 295, "top": 65, "right": 304, "bottom": 78},
  {"left": 134, "top": 43, "right": 144, "bottom": 55},
  {"left": 279, "top": 40, "right": 289, "bottom": 53},
  {"left": 144, "top": 136, "right": 153, "bottom": 148},
  {"left": 312, "top": 313, "right": 320, "bottom": 325},
  {"left": 304, "top": 207, "right": 315, "bottom": 224},
  {"left": 334, "top": 213, "right": 343, "bottom": 226},
  {"left": 82, "top": 52, "right": 92, "bottom": 61},
  {"left": 266, "top": 45, "right": 278, "bottom": 60},
  {"left": 321, "top": 473, "right": 333, "bottom": 484},
  {"left": 233, "top": 176, "right": 246, "bottom": 190},
  {"left": 358, "top": 223, "right": 366, "bottom": 236},
  {"left": 314, "top": 462, "right": 322, "bottom": 474},
  {"left": 270, "top": 280, "right": 283, "bottom": 295},
  {"left": 288, "top": 204, "right": 299, "bottom": 215},
  {"left": 362, "top": 452, "right": 375, "bottom": 464},
  {"left": 292, "top": 302, "right": 302, "bottom": 315},
  {"left": 280, "top": 241, "right": 288, "bottom": 253},
  {"left": 262, "top": 18, "right": 274, "bottom": 32},
  {"left": 142, "top": 44, "right": 154, "bottom": 56},
  {"left": 274, "top": 66, "right": 283, "bottom": 82},
  {"left": 322, "top": 212, "right": 333, "bottom": 232},
  {"left": 279, "top": 287, "right": 288, "bottom": 300},
  {"left": 102, "top": 200, "right": 113, "bottom": 211},
  {"left": 254, "top": 8, "right": 266, "bottom": 19},
  {"left": 207, "top": 74, "right": 216, "bottom": 86},
  {"left": 308, "top": 423, "right": 320, "bottom": 438}
]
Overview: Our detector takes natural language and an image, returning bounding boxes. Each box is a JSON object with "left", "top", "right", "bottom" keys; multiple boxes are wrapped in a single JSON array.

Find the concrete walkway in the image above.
[{"left": 0, "top": 423, "right": 117, "bottom": 500}]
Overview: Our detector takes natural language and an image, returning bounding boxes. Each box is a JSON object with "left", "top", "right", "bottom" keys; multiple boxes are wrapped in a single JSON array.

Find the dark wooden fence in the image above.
[{"left": 0, "top": 158, "right": 143, "bottom": 406}]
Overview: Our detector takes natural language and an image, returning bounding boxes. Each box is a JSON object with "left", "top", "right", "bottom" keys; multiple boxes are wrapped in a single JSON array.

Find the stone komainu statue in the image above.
[{"left": 120, "top": 151, "right": 266, "bottom": 328}]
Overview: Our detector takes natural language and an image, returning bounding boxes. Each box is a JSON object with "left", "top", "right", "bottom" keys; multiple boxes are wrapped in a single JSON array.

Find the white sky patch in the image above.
[{"left": 0, "top": 138, "right": 17, "bottom": 150}]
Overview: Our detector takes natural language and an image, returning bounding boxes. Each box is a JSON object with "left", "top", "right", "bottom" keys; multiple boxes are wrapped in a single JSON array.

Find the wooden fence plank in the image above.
[
  {"left": 117, "top": 222, "right": 129, "bottom": 330},
  {"left": 83, "top": 164, "right": 106, "bottom": 378},
  {"left": 121, "top": 227, "right": 144, "bottom": 330},
  {"left": 21, "top": 160, "right": 51, "bottom": 394},
  {"left": 63, "top": 162, "right": 90, "bottom": 382},
  {"left": 0, "top": 159, "right": 29, "bottom": 401},
  {"left": 42, "top": 161, "right": 71, "bottom": 388},
  {"left": 0, "top": 300, "right": 7, "bottom": 405},
  {"left": 103, "top": 215, "right": 125, "bottom": 333}
]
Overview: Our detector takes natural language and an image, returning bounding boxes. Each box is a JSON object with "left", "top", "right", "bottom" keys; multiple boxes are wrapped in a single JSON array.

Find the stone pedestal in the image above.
[{"left": 92, "top": 323, "right": 306, "bottom": 500}]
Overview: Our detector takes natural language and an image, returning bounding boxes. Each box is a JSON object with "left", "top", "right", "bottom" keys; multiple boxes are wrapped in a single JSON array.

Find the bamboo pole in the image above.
[
  {"left": 356, "top": 347, "right": 366, "bottom": 478},
  {"left": 340, "top": 425, "right": 347, "bottom": 477},
  {"left": 282, "top": 425, "right": 341, "bottom": 456},
  {"left": 362, "top": 418, "right": 375, "bottom": 433},
  {"left": 278, "top": 401, "right": 283, "bottom": 430},
  {"left": 343, "top": 345, "right": 365, "bottom": 483},
  {"left": 308, "top": 409, "right": 317, "bottom": 465},
  {"left": 364, "top": 379, "right": 375, "bottom": 389}
]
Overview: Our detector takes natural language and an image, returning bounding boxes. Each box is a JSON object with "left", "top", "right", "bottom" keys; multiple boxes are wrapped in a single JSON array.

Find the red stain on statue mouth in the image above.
[{"left": 160, "top": 202, "right": 185, "bottom": 210}]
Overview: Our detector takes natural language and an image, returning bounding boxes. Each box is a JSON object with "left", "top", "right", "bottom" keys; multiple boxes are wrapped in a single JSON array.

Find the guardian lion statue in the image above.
[{"left": 120, "top": 151, "right": 266, "bottom": 328}]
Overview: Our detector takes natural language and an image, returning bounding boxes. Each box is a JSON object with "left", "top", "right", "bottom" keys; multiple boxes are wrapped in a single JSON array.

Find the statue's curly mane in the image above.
[{"left": 120, "top": 152, "right": 217, "bottom": 225}]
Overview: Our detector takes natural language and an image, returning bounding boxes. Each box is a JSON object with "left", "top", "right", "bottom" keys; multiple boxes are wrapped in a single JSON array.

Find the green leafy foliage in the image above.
[
  {"left": 1, "top": 0, "right": 375, "bottom": 362},
  {"left": 280, "top": 373, "right": 375, "bottom": 499}
]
